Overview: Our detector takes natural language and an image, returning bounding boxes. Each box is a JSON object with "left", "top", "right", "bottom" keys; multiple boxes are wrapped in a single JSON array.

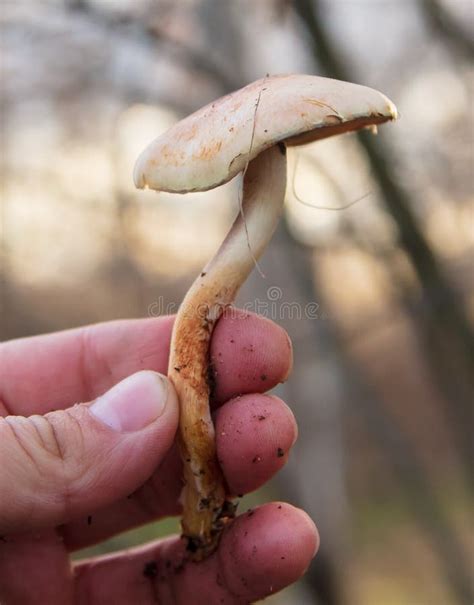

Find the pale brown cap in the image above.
[{"left": 134, "top": 74, "right": 397, "bottom": 194}]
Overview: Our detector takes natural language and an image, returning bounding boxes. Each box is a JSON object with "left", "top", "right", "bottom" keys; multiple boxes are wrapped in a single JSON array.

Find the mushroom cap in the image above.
[{"left": 134, "top": 74, "right": 397, "bottom": 194}]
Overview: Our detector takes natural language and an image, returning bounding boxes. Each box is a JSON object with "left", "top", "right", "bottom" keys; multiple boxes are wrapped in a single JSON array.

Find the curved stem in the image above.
[{"left": 168, "top": 145, "right": 287, "bottom": 558}]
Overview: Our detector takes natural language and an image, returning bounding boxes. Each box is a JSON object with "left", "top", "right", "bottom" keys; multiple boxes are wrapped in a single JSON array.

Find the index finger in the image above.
[{"left": 0, "top": 310, "right": 292, "bottom": 416}]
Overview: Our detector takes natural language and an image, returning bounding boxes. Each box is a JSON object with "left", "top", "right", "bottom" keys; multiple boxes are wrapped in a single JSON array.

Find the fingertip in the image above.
[
  {"left": 211, "top": 310, "right": 293, "bottom": 404},
  {"left": 215, "top": 394, "right": 297, "bottom": 495},
  {"left": 219, "top": 502, "right": 319, "bottom": 600}
]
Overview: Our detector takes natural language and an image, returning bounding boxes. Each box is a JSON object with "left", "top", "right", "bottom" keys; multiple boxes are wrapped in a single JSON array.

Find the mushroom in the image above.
[{"left": 134, "top": 74, "right": 397, "bottom": 559}]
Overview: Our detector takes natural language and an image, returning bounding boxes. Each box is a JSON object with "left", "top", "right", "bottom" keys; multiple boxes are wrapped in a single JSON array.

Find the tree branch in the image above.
[
  {"left": 291, "top": 0, "right": 473, "bottom": 602},
  {"left": 418, "top": 0, "right": 474, "bottom": 60},
  {"left": 292, "top": 0, "right": 473, "bottom": 461},
  {"left": 68, "top": 0, "right": 237, "bottom": 94}
]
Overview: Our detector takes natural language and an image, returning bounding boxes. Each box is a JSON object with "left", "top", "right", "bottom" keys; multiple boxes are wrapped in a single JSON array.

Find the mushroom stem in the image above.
[{"left": 168, "top": 144, "right": 287, "bottom": 558}]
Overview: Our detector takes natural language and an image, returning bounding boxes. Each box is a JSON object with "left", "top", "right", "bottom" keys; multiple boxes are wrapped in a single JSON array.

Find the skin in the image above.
[{"left": 0, "top": 310, "right": 318, "bottom": 604}]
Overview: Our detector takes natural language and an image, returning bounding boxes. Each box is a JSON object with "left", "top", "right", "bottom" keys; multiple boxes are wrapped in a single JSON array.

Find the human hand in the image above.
[{"left": 0, "top": 310, "right": 318, "bottom": 604}]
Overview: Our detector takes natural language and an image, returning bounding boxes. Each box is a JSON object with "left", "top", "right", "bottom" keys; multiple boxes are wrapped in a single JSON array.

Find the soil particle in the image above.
[
  {"left": 143, "top": 560, "right": 158, "bottom": 579},
  {"left": 221, "top": 500, "right": 238, "bottom": 518},
  {"left": 277, "top": 447, "right": 285, "bottom": 458},
  {"left": 186, "top": 537, "right": 200, "bottom": 554}
]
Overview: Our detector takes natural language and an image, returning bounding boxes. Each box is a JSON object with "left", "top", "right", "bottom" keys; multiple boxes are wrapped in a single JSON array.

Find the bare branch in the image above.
[
  {"left": 68, "top": 0, "right": 237, "bottom": 94},
  {"left": 419, "top": 0, "right": 474, "bottom": 60}
]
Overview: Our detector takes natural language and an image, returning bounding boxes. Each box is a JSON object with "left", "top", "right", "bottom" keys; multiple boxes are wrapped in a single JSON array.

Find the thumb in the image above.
[{"left": 0, "top": 371, "right": 179, "bottom": 534}]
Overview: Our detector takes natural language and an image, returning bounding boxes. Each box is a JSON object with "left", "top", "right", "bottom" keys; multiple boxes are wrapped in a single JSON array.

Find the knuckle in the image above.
[
  {"left": 28, "top": 414, "right": 66, "bottom": 462},
  {"left": 40, "top": 409, "right": 89, "bottom": 481},
  {"left": 1, "top": 416, "right": 42, "bottom": 474},
  {"left": 1, "top": 413, "right": 72, "bottom": 479},
  {"left": 0, "top": 407, "right": 100, "bottom": 527},
  {"left": 1, "top": 410, "right": 90, "bottom": 500}
]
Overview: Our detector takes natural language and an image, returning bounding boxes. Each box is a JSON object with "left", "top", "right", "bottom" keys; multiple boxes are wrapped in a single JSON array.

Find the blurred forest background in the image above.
[{"left": 1, "top": 1, "right": 473, "bottom": 604}]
